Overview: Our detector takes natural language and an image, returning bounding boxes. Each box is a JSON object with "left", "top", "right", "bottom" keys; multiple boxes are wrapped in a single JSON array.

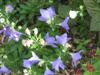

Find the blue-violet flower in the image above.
[
  {"left": 44, "top": 33, "right": 57, "bottom": 47},
  {"left": 56, "top": 33, "right": 70, "bottom": 45},
  {"left": 23, "top": 51, "right": 40, "bottom": 68},
  {"left": 5, "top": 4, "right": 14, "bottom": 13},
  {"left": 70, "top": 50, "right": 83, "bottom": 67},
  {"left": 38, "top": 7, "right": 55, "bottom": 24},
  {"left": 44, "top": 69, "right": 54, "bottom": 75},
  {"left": 0, "top": 66, "right": 11, "bottom": 74},
  {"left": 52, "top": 57, "right": 65, "bottom": 71},
  {"left": 61, "top": 17, "right": 70, "bottom": 31}
]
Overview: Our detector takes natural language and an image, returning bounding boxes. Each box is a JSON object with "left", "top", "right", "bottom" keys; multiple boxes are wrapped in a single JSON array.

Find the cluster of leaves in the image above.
[{"left": 0, "top": 0, "right": 100, "bottom": 75}]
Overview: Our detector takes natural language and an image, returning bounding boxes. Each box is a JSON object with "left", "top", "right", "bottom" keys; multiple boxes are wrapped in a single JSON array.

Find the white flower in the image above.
[
  {"left": 22, "top": 39, "right": 33, "bottom": 47},
  {"left": 46, "top": 17, "right": 54, "bottom": 24},
  {"left": 25, "top": 28, "right": 31, "bottom": 35},
  {"left": 3, "top": 55, "right": 7, "bottom": 59},
  {"left": 80, "top": 5, "right": 83, "bottom": 10},
  {"left": 23, "top": 69, "right": 29, "bottom": 75},
  {"left": 69, "top": 10, "right": 79, "bottom": 19},
  {"left": 0, "top": 18, "right": 5, "bottom": 23},
  {"left": 38, "top": 60, "right": 45, "bottom": 67},
  {"left": 33, "top": 28, "right": 38, "bottom": 36},
  {"left": 40, "top": 39, "right": 46, "bottom": 46},
  {"left": 18, "top": 26, "right": 22, "bottom": 30},
  {"left": 65, "top": 43, "right": 71, "bottom": 48}
]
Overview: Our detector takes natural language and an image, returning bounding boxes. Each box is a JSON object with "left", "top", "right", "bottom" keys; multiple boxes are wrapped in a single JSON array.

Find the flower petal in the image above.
[
  {"left": 44, "top": 69, "right": 54, "bottom": 75},
  {"left": 47, "top": 7, "right": 56, "bottom": 18},
  {"left": 52, "top": 57, "right": 65, "bottom": 71},
  {"left": 61, "top": 17, "right": 70, "bottom": 31}
]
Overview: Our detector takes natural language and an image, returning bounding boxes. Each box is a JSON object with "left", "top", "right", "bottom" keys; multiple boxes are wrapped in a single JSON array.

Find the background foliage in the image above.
[{"left": 0, "top": 0, "right": 100, "bottom": 75}]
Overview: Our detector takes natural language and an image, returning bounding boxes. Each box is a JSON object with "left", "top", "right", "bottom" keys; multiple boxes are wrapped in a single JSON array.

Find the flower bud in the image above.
[
  {"left": 25, "top": 28, "right": 31, "bottom": 35},
  {"left": 5, "top": 4, "right": 14, "bottom": 13},
  {"left": 33, "top": 28, "right": 38, "bottom": 36}
]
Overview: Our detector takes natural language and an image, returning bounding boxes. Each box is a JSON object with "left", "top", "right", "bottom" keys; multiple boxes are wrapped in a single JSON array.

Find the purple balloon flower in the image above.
[
  {"left": 23, "top": 59, "right": 33, "bottom": 68},
  {"left": 44, "top": 33, "right": 57, "bottom": 47},
  {"left": 0, "top": 66, "right": 11, "bottom": 74},
  {"left": 0, "top": 26, "right": 12, "bottom": 43},
  {"left": 8, "top": 30, "right": 21, "bottom": 42},
  {"left": 61, "top": 17, "right": 70, "bottom": 31},
  {"left": 44, "top": 69, "right": 54, "bottom": 75},
  {"left": 56, "top": 33, "right": 70, "bottom": 45},
  {"left": 23, "top": 51, "right": 40, "bottom": 68},
  {"left": 5, "top": 4, "right": 14, "bottom": 13},
  {"left": 70, "top": 50, "right": 83, "bottom": 67},
  {"left": 0, "top": 26, "right": 11, "bottom": 36},
  {"left": 52, "top": 57, "right": 65, "bottom": 71},
  {"left": 38, "top": 7, "right": 56, "bottom": 22},
  {"left": 0, "top": 26, "right": 21, "bottom": 42}
]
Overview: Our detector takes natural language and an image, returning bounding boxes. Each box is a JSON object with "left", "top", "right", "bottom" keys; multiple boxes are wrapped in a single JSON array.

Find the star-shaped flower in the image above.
[
  {"left": 23, "top": 59, "right": 33, "bottom": 68},
  {"left": 44, "top": 33, "right": 57, "bottom": 47},
  {"left": 0, "top": 26, "right": 21, "bottom": 42},
  {"left": 44, "top": 69, "right": 54, "bottom": 75},
  {"left": 52, "top": 57, "right": 65, "bottom": 71},
  {"left": 56, "top": 33, "right": 70, "bottom": 45},
  {"left": 23, "top": 51, "right": 40, "bottom": 68},
  {"left": 38, "top": 7, "right": 56, "bottom": 23},
  {"left": 70, "top": 50, "right": 83, "bottom": 67}
]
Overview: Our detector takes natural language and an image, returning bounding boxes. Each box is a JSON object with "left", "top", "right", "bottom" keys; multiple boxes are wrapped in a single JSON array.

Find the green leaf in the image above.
[
  {"left": 58, "top": 5, "right": 70, "bottom": 18},
  {"left": 97, "top": 0, "right": 100, "bottom": 3},
  {"left": 83, "top": 71, "right": 100, "bottom": 75},
  {"left": 96, "top": 48, "right": 100, "bottom": 55},
  {"left": 92, "top": 72, "right": 100, "bottom": 75},
  {"left": 83, "top": 0, "right": 100, "bottom": 31},
  {"left": 93, "top": 60, "right": 100, "bottom": 72},
  {"left": 83, "top": 71, "right": 90, "bottom": 75}
]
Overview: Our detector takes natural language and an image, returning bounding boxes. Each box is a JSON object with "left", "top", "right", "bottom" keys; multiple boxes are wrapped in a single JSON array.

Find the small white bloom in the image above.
[
  {"left": 65, "top": 43, "right": 71, "bottom": 48},
  {"left": 23, "top": 69, "right": 28, "bottom": 73},
  {"left": 23, "top": 69, "right": 29, "bottom": 75},
  {"left": 69, "top": 10, "right": 79, "bottom": 19},
  {"left": 18, "top": 26, "right": 22, "bottom": 30},
  {"left": 25, "top": 28, "right": 31, "bottom": 35},
  {"left": 22, "top": 39, "right": 33, "bottom": 47},
  {"left": 38, "top": 60, "right": 45, "bottom": 67},
  {"left": 40, "top": 39, "right": 46, "bottom": 46},
  {"left": 0, "top": 18, "right": 5, "bottom": 23},
  {"left": 80, "top": 5, "right": 83, "bottom": 10},
  {"left": 3, "top": 55, "right": 7, "bottom": 59},
  {"left": 33, "top": 28, "right": 38, "bottom": 36},
  {"left": 46, "top": 18, "right": 54, "bottom": 24},
  {"left": 11, "top": 22, "right": 16, "bottom": 28}
]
